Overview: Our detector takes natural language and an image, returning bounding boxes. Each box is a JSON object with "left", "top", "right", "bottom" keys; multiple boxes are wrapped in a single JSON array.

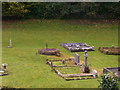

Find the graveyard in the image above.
[{"left": 1, "top": 19, "right": 119, "bottom": 88}]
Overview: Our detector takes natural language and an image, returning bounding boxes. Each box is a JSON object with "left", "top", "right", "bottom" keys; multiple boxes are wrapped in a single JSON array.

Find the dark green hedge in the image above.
[{"left": 2, "top": 2, "right": 120, "bottom": 19}]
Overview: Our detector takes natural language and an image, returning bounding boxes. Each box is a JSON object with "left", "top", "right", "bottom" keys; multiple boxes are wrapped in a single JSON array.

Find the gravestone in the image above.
[
  {"left": 2, "top": 64, "right": 8, "bottom": 71},
  {"left": 82, "top": 51, "right": 90, "bottom": 73},
  {"left": 1, "top": 64, "right": 8, "bottom": 76},
  {"left": 74, "top": 53, "right": 80, "bottom": 65},
  {"left": 8, "top": 40, "right": 12, "bottom": 48},
  {"left": 62, "top": 59, "right": 66, "bottom": 64},
  {"left": 10, "top": 40, "right": 12, "bottom": 48},
  {"left": 84, "top": 50, "right": 88, "bottom": 66},
  {"left": 92, "top": 70, "right": 98, "bottom": 78}
]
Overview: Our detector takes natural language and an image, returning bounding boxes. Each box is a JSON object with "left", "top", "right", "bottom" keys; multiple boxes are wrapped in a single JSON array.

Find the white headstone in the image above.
[
  {"left": 92, "top": 70, "right": 98, "bottom": 78},
  {"left": 2, "top": 64, "right": 8, "bottom": 71}
]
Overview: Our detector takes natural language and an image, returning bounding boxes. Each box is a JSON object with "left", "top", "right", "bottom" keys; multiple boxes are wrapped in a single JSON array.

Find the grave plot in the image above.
[
  {"left": 46, "top": 53, "right": 81, "bottom": 67},
  {"left": 54, "top": 67, "right": 95, "bottom": 81},
  {"left": 46, "top": 58, "right": 79, "bottom": 67},
  {"left": 46, "top": 59, "right": 98, "bottom": 81},
  {"left": 103, "top": 67, "right": 120, "bottom": 80},
  {"left": 99, "top": 46, "right": 120, "bottom": 55},
  {"left": 60, "top": 43, "right": 94, "bottom": 52},
  {"left": 38, "top": 48, "right": 61, "bottom": 56}
]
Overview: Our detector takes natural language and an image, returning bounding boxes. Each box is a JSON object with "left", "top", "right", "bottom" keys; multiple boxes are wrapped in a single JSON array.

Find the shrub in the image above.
[{"left": 98, "top": 73, "right": 119, "bottom": 90}]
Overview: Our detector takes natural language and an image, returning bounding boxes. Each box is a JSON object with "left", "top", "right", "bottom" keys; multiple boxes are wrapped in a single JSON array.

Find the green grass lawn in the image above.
[{"left": 2, "top": 19, "right": 118, "bottom": 88}]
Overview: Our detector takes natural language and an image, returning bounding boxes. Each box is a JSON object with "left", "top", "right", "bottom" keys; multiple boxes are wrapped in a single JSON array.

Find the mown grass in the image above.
[{"left": 2, "top": 19, "right": 118, "bottom": 88}]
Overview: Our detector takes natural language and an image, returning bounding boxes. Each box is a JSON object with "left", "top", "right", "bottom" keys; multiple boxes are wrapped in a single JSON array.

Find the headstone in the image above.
[
  {"left": 84, "top": 50, "right": 88, "bottom": 66},
  {"left": 9, "top": 40, "right": 12, "bottom": 48},
  {"left": 92, "top": 70, "right": 98, "bottom": 78},
  {"left": 82, "top": 65, "right": 90, "bottom": 73},
  {"left": 62, "top": 59, "right": 66, "bottom": 64},
  {"left": 74, "top": 53, "right": 80, "bottom": 64},
  {"left": 8, "top": 40, "right": 12, "bottom": 48},
  {"left": 2, "top": 64, "right": 8, "bottom": 71}
]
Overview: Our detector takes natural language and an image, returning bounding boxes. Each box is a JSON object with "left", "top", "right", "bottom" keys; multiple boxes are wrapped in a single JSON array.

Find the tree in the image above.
[
  {"left": 2, "top": 2, "right": 30, "bottom": 18},
  {"left": 2, "top": 2, "right": 120, "bottom": 19}
]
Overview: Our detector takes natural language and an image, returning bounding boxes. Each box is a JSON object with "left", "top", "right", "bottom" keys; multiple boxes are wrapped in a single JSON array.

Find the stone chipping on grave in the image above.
[{"left": 60, "top": 43, "right": 94, "bottom": 52}]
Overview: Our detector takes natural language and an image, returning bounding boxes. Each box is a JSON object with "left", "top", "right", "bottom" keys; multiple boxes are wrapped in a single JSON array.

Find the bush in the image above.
[{"left": 98, "top": 73, "right": 119, "bottom": 90}]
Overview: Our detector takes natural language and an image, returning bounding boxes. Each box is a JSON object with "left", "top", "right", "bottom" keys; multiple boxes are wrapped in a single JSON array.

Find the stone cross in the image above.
[
  {"left": 84, "top": 50, "right": 88, "bottom": 66},
  {"left": 74, "top": 53, "right": 80, "bottom": 64}
]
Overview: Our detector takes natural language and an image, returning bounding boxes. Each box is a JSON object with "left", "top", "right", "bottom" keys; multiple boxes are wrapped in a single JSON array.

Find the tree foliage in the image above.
[
  {"left": 98, "top": 73, "right": 119, "bottom": 90},
  {"left": 2, "top": 2, "right": 30, "bottom": 17},
  {"left": 2, "top": 2, "right": 120, "bottom": 19}
]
